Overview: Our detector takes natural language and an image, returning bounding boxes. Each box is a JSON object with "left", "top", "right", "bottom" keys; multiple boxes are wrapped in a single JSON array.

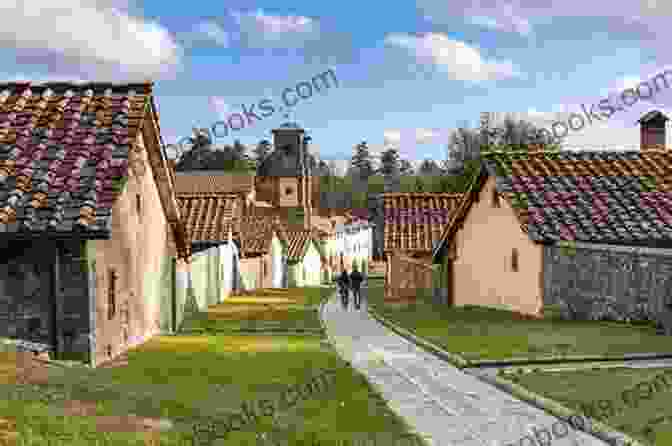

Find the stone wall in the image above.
[
  {"left": 543, "top": 242, "right": 672, "bottom": 323},
  {"left": 0, "top": 239, "right": 55, "bottom": 345},
  {"left": 0, "top": 238, "right": 91, "bottom": 358},
  {"left": 57, "top": 239, "right": 92, "bottom": 357}
]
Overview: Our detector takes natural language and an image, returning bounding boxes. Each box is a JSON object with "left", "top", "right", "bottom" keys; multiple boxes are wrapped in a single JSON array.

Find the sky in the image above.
[{"left": 4, "top": 0, "right": 672, "bottom": 173}]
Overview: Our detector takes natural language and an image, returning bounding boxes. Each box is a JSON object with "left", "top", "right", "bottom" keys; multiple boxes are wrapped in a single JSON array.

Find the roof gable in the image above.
[
  {"left": 286, "top": 230, "right": 316, "bottom": 262},
  {"left": 178, "top": 194, "right": 239, "bottom": 245},
  {"left": 433, "top": 148, "right": 672, "bottom": 260},
  {"left": 384, "top": 192, "right": 464, "bottom": 254},
  {"left": 174, "top": 172, "right": 254, "bottom": 194},
  {"left": 0, "top": 81, "right": 155, "bottom": 238}
]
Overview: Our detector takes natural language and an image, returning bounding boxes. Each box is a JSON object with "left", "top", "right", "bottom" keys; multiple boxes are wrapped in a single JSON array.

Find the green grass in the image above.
[
  {"left": 501, "top": 367, "right": 672, "bottom": 445},
  {"left": 366, "top": 286, "right": 672, "bottom": 361},
  {"left": 1, "top": 334, "right": 423, "bottom": 445},
  {"left": 0, "top": 286, "right": 424, "bottom": 445},
  {"left": 180, "top": 287, "right": 331, "bottom": 334}
]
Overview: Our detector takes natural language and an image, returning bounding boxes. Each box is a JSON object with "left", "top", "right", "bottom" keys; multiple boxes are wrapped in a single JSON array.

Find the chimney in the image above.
[{"left": 638, "top": 110, "right": 669, "bottom": 151}]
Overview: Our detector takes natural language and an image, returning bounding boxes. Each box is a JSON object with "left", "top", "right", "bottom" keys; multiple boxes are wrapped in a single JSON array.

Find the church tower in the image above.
[{"left": 268, "top": 122, "right": 312, "bottom": 229}]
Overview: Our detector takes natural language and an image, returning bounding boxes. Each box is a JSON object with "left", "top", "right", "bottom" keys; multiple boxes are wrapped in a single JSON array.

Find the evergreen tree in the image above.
[
  {"left": 419, "top": 159, "right": 441, "bottom": 176},
  {"left": 399, "top": 159, "right": 414, "bottom": 176},
  {"left": 378, "top": 147, "right": 400, "bottom": 177},
  {"left": 350, "top": 141, "right": 374, "bottom": 179},
  {"left": 480, "top": 112, "right": 561, "bottom": 150},
  {"left": 253, "top": 139, "right": 273, "bottom": 163},
  {"left": 232, "top": 140, "right": 249, "bottom": 159},
  {"left": 175, "top": 128, "right": 213, "bottom": 171}
]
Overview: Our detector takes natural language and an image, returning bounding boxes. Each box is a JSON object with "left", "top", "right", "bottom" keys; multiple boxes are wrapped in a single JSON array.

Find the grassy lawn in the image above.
[
  {"left": 366, "top": 285, "right": 672, "bottom": 361},
  {"left": 180, "top": 287, "right": 331, "bottom": 334},
  {"left": 499, "top": 367, "right": 672, "bottom": 445},
  {"left": 0, "top": 286, "right": 425, "bottom": 446}
]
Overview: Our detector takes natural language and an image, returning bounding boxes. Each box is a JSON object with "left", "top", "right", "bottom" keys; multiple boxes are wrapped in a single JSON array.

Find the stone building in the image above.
[
  {"left": 433, "top": 110, "right": 672, "bottom": 327},
  {"left": 0, "top": 81, "right": 190, "bottom": 365}
]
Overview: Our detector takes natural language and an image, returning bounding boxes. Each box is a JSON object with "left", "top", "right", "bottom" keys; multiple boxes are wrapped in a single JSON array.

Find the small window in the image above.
[
  {"left": 108, "top": 268, "right": 117, "bottom": 320},
  {"left": 136, "top": 194, "right": 142, "bottom": 217},
  {"left": 492, "top": 187, "right": 500, "bottom": 208},
  {"left": 511, "top": 248, "right": 519, "bottom": 272}
]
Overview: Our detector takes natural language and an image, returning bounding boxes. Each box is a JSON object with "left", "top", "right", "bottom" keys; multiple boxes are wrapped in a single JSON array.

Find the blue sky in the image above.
[{"left": 4, "top": 0, "right": 672, "bottom": 172}]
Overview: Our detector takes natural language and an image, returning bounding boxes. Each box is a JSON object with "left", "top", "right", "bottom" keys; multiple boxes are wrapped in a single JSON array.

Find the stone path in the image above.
[{"left": 320, "top": 290, "right": 612, "bottom": 446}]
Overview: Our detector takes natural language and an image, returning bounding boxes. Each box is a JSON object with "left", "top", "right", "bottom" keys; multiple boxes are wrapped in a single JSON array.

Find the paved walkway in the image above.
[{"left": 320, "top": 289, "right": 611, "bottom": 446}]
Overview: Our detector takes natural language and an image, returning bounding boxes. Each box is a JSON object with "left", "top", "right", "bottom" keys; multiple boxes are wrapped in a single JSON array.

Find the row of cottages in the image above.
[
  {"left": 332, "top": 211, "right": 374, "bottom": 274},
  {"left": 432, "top": 110, "right": 672, "bottom": 323},
  {"left": 0, "top": 81, "right": 192, "bottom": 366},
  {"left": 173, "top": 121, "right": 327, "bottom": 292},
  {"left": 384, "top": 192, "right": 463, "bottom": 303}
]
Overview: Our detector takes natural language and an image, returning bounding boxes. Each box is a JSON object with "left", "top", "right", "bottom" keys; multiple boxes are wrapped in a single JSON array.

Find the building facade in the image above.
[{"left": 0, "top": 81, "right": 190, "bottom": 365}]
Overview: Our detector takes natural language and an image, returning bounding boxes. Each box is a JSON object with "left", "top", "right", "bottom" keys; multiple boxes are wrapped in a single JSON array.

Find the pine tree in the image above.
[
  {"left": 253, "top": 139, "right": 273, "bottom": 163},
  {"left": 350, "top": 141, "right": 374, "bottom": 179},
  {"left": 232, "top": 139, "right": 249, "bottom": 159},
  {"left": 399, "top": 159, "right": 414, "bottom": 176},
  {"left": 378, "top": 147, "right": 400, "bottom": 177},
  {"left": 419, "top": 159, "right": 440, "bottom": 176}
]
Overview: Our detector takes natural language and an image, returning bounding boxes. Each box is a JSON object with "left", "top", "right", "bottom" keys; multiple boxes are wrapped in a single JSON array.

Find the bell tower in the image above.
[{"left": 270, "top": 122, "right": 312, "bottom": 229}]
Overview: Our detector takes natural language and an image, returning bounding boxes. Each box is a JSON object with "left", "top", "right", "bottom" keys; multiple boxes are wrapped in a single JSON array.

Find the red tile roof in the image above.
[
  {"left": 0, "top": 82, "right": 154, "bottom": 236},
  {"left": 237, "top": 215, "right": 288, "bottom": 256},
  {"left": 285, "top": 230, "right": 316, "bottom": 262},
  {"left": 434, "top": 148, "right": 672, "bottom": 259},
  {"left": 384, "top": 192, "right": 464, "bottom": 254},
  {"left": 177, "top": 194, "right": 239, "bottom": 244},
  {"left": 174, "top": 173, "right": 254, "bottom": 195}
]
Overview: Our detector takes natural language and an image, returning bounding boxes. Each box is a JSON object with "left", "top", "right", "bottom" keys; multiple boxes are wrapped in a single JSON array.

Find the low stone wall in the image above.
[{"left": 543, "top": 242, "right": 672, "bottom": 330}]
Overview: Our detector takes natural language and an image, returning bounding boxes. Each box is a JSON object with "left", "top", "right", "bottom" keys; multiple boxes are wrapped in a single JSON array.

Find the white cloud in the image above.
[
  {"left": 384, "top": 33, "right": 520, "bottom": 82},
  {"left": 466, "top": 3, "right": 532, "bottom": 36},
  {"left": 415, "top": 128, "right": 440, "bottom": 144},
  {"left": 189, "top": 21, "right": 230, "bottom": 47},
  {"left": 231, "top": 9, "right": 319, "bottom": 47},
  {"left": 420, "top": 0, "right": 672, "bottom": 42},
  {"left": 383, "top": 129, "right": 402, "bottom": 146},
  {"left": 0, "top": 73, "right": 91, "bottom": 83},
  {"left": 2, "top": 0, "right": 181, "bottom": 79},
  {"left": 251, "top": 10, "right": 314, "bottom": 34}
]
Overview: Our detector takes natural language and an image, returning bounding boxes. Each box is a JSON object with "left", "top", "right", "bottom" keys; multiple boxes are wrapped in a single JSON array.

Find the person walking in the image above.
[
  {"left": 337, "top": 268, "right": 350, "bottom": 309},
  {"left": 349, "top": 265, "right": 364, "bottom": 310}
]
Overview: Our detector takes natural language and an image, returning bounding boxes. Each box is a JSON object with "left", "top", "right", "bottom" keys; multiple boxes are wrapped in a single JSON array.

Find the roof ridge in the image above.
[{"left": 0, "top": 81, "right": 154, "bottom": 95}]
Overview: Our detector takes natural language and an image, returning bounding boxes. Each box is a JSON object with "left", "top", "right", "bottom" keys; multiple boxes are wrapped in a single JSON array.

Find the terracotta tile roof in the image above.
[
  {"left": 237, "top": 215, "right": 286, "bottom": 256},
  {"left": 0, "top": 81, "right": 154, "bottom": 236},
  {"left": 177, "top": 194, "right": 239, "bottom": 244},
  {"left": 434, "top": 148, "right": 672, "bottom": 259},
  {"left": 174, "top": 172, "right": 254, "bottom": 195},
  {"left": 384, "top": 192, "right": 464, "bottom": 254},
  {"left": 482, "top": 149, "right": 672, "bottom": 243},
  {"left": 285, "top": 230, "right": 315, "bottom": 262}
]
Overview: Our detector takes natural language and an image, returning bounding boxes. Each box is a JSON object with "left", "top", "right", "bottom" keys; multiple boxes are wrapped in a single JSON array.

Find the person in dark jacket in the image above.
[
  {"left": 349, "top": 265, "right": 364, "bottom": 309},
  {"left": 337, "top": 269, "right": 350, "bottom": 308}
]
